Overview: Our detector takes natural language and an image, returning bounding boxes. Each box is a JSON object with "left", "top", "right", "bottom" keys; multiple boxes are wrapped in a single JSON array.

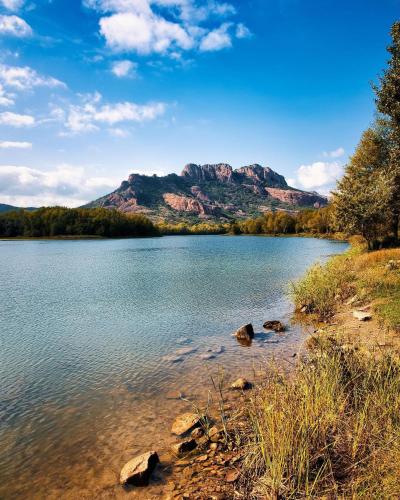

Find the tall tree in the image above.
[
  {"left": 375, "top": 21, "right": 400, "bottom": 239},
  {"left": 333, "top": 126, "right": 392, "bottom": 249}
]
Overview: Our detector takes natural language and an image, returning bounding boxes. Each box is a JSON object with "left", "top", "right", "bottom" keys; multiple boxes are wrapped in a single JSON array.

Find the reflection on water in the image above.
[{"left": 0, "top": 235, "right": 348, "bottom": 498}]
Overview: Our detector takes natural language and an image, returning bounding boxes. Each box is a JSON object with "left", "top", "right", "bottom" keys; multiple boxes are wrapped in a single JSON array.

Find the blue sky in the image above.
[{"left": 0, "top": 0, "right": 398, "bottom": 206}]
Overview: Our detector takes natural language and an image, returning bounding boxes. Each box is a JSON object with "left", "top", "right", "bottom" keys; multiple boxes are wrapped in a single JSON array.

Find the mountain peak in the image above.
[{"left": 84, "top": 162, "right": 327, "bottom": 221}]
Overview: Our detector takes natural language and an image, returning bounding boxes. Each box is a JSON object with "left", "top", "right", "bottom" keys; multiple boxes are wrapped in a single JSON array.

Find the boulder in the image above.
[
  {"left": 353, "top": 310, "right": 372, "bottom": 321},
  {"left": 171, "top": 438, "right": 197, "bottom": 456},
  {"left": 230, "top": 378, "right": 252, "bottom": 390},
  {"left": 171, "top": 412, "right": 202, "bottom": 436},
  {"left": 263, "top": 320, "right": 285, "bottom": 332},
  {"left": 208, "top": 426, "right": 222, "bottom": 442},
  {"left": 234, "top": 324, "right": 254, "bottom": 341},
  {"left": 120, "top": 451, "right": 159, "bottom": 486}
]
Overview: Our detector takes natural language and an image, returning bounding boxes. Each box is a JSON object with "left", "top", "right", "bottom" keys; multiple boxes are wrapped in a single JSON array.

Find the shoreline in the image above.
[{"left": 133, "top": 244, "right": 400, "bottom": 499}]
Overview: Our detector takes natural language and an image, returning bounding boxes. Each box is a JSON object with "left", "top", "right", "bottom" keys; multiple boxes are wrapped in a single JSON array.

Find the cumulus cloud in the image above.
[
  {"left": 111, "top": 59, "right": 138, "bottom": 77},
  {"left": 0, "top": 83, "right": 14, "bottom": 106},
  {"left": 0, "top": 64, "right": 66, "bottom": 91},
  {"left": 236, "top": 22, "right": 251, "bottom": 39},
  {"left": 323, "top": 147, "right": 345, "bottom": 159},
  {"left": 0, "top": 111, "right": 35, "bottom": 127},
  {"left": 84, "top": 0, "right": 250, "bottom": 56},
  {"left": 54, "top": 92, "right": 166, "bottom": 134},
  {"left": 0, "top": 15, "right": 32, "bottom": 37},
  {"left": 293, "top": 161, "right": 344, "bottom": 194},
  {"left": 0, "top": 164, "right": 120, "bottom": 207},
  {"left": 0, "top": 0, "right": 25, "bottom": 10},
  {"left": 0, "top": 140, "right": 31, "bottom": 148},
  {"left": 199, "top": 22, "right": 231, "bottom": 51}
]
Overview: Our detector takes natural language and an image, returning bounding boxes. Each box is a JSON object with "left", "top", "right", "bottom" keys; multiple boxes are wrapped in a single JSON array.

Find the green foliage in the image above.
[
  {"left": 333, "top": 126, "right": 392, "bottom": 249},
  {"left": 157, "top": 221, "right": 228, "bottom": 235},
  {"left": 291, "top": 253, "right": 355, "bottom": 319},
  {"left": 0, "top": 207, "right": 159, "bottom": 238}
]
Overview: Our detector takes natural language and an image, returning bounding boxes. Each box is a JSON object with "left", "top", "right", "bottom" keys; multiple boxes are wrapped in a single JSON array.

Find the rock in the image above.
[
  {"left": 230, "top": 378, "right": 252, "bottom": 390},
  {"left": 225, "top": 469, "right": 240, "bottom": 483},
  {"left": 176, "top": 336, "right": 191, "bottom": 344},
  {"left": 263, "top": 320, "right": 285, "bottom": 332},
  {"left": 200, "top": 353, "right": 216, "bottom": 360},
  {"left": 172, "top": 413, "right": 202, "bottom": 436},
  {"left": 209, "top": 442, "right": 218, "bottom": 451},
  {"left": 206, "top": 346, "right": 225, "bottom": 354},
  {"left": 162, "top": 354, "right": 184, "bottom": 363},
  {"left": 171, "top": 439, "right": 197, "bottom": 456},
  {"left": 175, "top": 346, "right": 197, "bottom": 356},
  {"left": 353, "top": 310, "right": 372, "bottom": 321},
  {"left": 233, "top": 324, "right": 254, "bottom": 341},
  {"left": 208, "top": 426, "right": 222, "bottom": 442},
  {"left": 119, "top": 451, "right": 159, "bottom": 486},
  {"left": 165, "top": 390, "right": 186, "bottom": 400},
  {"left": 191, "top": 427, "right": 204, "bottom": 439},
  {"left": 265, "top": 187, "right": 327, "bottom": 207},
  {"left": 196, "top": 454, "right": 209, "bottom": 463}
]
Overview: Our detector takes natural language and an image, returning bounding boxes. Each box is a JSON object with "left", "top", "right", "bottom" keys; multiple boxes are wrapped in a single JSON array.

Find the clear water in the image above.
[{"left": 0, "top": 235, "right": 347, "bottom": 499}]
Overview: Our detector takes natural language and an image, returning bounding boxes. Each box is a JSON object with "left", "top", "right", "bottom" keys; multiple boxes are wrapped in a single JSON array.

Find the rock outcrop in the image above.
[
  {"left": 265, "top": 187, "right": 327, "bottom": 207},
  {"left": 85, "top": 162, "right": 328, "bottom": 220}
]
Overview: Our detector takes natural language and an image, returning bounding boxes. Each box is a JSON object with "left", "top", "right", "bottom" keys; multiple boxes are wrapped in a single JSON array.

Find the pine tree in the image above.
[{"left": 375, "top": 21, "right": 400, "bottom": 240}]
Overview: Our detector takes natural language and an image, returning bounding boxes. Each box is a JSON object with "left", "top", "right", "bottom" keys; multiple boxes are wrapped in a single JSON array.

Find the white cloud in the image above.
[
  {"left": 108, "top": 127, "right": 129, "bottom": 137},
  {"left": 0, "top": 15, "right": 32, "bottom": 37},
  {"left": 236, "top": 22, "right": 251, "bottom": 39},
  {"left": 84, "top": 0, "right": 248, "bottom": 56},
  {"left": 0, "top": 164, "right": 120, "bottom": 207},
  {"left": 56, "top": 92, "right": 166, "bottom": 134},
  {"left": 199, "top": 22, "right": 231, "bottom": 51},
  {"left": 294, "top": 161, "right": 344, "bottom": 194},
  {"left": 0, "top": 140, "right": 31, "bottom": 148},
  {"left": 0, "top": 0, "right": 25, "bottom": 11},
  {"left": 0, "top": 83, "right": 14, "bottom": 106},
  {"left": 0, "top": 64, "right": 66, "bottom": 91},
  {"left": 100, "top": 11, "right": 194, "bottom": 54},
  {"left": 323, "top": 147, "right": 345, "bottom": 159},
  {"left": 0, "top": 111, "right": 35, "bottom": 127},
  {"left": 111, "top": 59, "right": 138, "bottom": 77}
]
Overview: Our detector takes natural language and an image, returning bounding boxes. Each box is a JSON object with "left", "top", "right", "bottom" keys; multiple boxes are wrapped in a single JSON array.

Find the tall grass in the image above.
[
  {"left": 291, "top": 246, "right": 400, "bottom": 330},
  {"left": 240, "top": 337, "right": 400, "bottom": 498}
]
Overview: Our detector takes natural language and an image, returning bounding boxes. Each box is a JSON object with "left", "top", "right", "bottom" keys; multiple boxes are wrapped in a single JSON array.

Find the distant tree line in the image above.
[
  {"left": 0, "top": 207, "right": 159, "bottom": 238},
  {"left": 333, "top": 21, "right": 400, "bottom": 249}
]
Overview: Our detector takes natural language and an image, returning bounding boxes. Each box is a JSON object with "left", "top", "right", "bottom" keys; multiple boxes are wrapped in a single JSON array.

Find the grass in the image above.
[
  {"left": 239, "top": 336, "right": 400, "bottom": 498},
  {"left": 291, "top": 242, "right": 400, "bottom": 330}
]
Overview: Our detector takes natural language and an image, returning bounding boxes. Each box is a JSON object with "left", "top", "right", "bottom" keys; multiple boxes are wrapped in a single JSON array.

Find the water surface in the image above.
[{"left": 0, "top": 235, "right": 348, "bottom": 498}]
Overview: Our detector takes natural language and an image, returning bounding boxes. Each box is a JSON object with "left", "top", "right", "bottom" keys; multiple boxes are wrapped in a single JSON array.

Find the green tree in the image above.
[
  {"left": 333, "top": 127, "right": 392, "bottom": 249},
  {"left": 375, "top": 21, "right": 400, "bottom": 239}
]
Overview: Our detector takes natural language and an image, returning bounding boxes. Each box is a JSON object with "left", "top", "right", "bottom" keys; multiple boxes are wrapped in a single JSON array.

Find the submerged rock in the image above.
[
  {"left": 233, "top": 324, "right": 254, "bottom": 341},
  {"left": 120, "top": 451, "right": 159, "bottom": 486},
  {"left": 230, "top": 377, "right": 252, "bottom": 390},
  {"left": 263, "top": 320, "right": 285, "bottom": 332},
  {"left": 172, "top": 412, "right": 202, "bottom": 436}
]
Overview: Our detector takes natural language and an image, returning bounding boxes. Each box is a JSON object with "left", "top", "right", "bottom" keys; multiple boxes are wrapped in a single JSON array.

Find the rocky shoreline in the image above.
[{"left": 118, "top": 320, "right": 290, "bottom": 499}]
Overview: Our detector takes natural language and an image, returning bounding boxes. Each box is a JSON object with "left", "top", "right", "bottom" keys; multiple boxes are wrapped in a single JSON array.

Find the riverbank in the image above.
[{"left": 147, "top": 243, "right": 400, "bottom": 499}]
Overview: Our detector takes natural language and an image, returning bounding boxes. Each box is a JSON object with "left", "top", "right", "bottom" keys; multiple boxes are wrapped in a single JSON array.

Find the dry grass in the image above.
[
  {"left": 239, "top": 336, "right": 400, "bottom": 498},
  {"left": 292, "top": 245, "right": 400, "bottom": 330}
]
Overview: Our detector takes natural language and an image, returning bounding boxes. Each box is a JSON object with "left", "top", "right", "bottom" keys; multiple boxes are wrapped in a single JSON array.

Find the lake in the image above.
[{"left": 0, "top": 235, "right": 348, "bottom": 498}]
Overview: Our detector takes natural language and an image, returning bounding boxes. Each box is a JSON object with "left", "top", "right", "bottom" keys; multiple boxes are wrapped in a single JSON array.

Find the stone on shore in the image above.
[
  {"left": 263, "top": 320, "right": 285, "bottom": 332},
  {"left": 171, "top": 438, "right": 197, "bottom": 456},
  {"left": 230, "top": 377, "right": 252, "bottom": 390},
  {"left": 233, "top": 324, "right": 254, "bottom": 341},
  {"left": 172, "top": 412, "right": 202, "bottom": 436},
  {"left": 353, "top": 310, "right": 372, "bottom": 321},
  {"left": 120, "top": 451, "right": 159, "bottom": 486}
]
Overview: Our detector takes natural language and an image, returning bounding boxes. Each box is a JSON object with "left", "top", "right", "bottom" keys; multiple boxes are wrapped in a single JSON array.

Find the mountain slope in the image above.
[
  {"left": 0, "top": 204, "right": 37, "bottom": 213},
  {"left": 85, "top": 163, "right": 327, "bottom": 222}
]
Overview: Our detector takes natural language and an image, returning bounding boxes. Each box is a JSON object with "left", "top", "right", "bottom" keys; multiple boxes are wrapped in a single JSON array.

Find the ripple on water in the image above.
[{"left": 0, "top": 235, "right": 348, "bottom": 498}]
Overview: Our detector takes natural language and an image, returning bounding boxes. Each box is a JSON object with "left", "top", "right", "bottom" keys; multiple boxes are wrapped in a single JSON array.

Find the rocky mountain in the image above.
[{"left": 85, "top": 163, "right": 327, "bottom": 222}]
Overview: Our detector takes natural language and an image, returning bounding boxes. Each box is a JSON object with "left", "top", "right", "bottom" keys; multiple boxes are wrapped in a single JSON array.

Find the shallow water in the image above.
[{"left": 0, "top": 235, "right": 347, "bottom": 498}]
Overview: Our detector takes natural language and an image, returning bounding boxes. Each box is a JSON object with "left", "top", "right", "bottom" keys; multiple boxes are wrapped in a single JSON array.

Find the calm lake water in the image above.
[{"left": 0, "top": 235, "right": 347, "bottom": 499}]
